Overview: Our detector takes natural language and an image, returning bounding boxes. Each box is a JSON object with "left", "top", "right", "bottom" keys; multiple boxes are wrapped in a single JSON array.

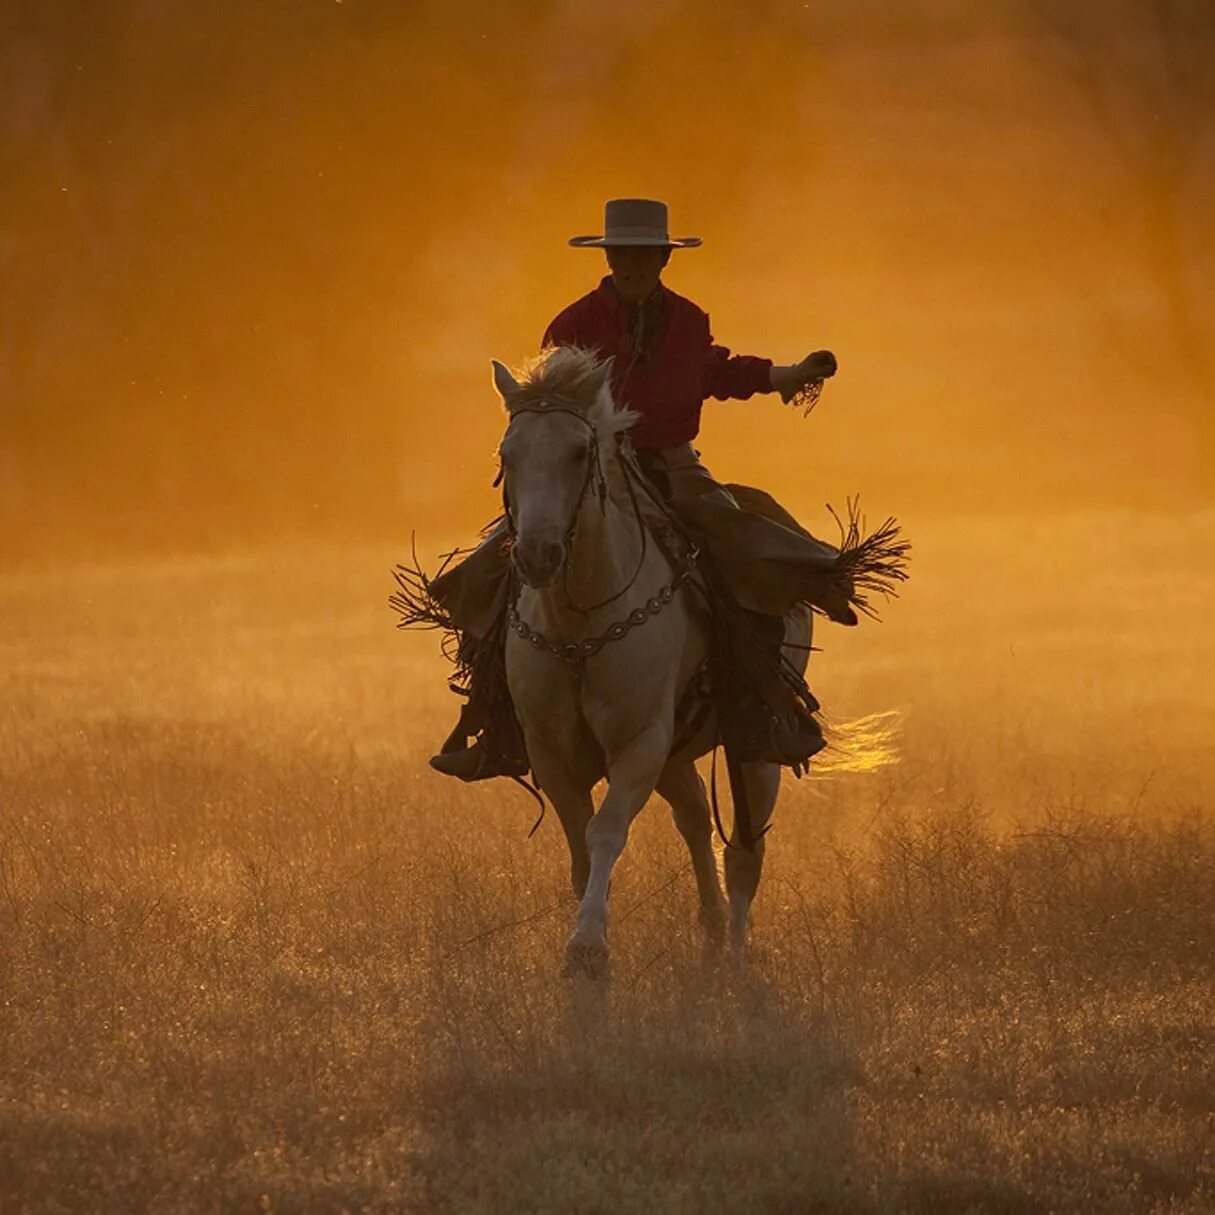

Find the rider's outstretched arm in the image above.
[{"left": 703, "top": 322, "right": 773, "bottom": 402}]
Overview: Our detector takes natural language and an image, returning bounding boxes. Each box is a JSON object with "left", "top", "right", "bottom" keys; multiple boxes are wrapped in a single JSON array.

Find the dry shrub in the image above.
[{"left": 1, "top": 535, "right": 1212, "bottom": 1212}]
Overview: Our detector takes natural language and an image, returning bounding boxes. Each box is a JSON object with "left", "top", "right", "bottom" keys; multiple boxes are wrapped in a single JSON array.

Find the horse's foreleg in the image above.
[
  {"left": 724, "top": 760, "right": 781, "bottom": 952},
  {"left": 566, "top": 724, "right": 670, "bottom": 978},
  {"left": 656, "top": 759, "right": 727, "bottom": 948},
  {"left": 529, "top": 750, "right": 595, "bottom": 900}
]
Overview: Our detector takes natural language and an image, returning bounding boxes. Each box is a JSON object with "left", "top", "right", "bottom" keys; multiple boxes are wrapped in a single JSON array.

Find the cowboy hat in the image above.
[{"left": 568, "top": 198, "right": 702, "bottom": 248}]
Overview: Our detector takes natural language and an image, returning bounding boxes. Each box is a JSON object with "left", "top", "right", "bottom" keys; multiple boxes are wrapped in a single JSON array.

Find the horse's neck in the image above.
[
  {"left": 563, "top": 446, "right": 650, "bottom": 609},
  {"left": 522, "top": 444, "right": 658, "bottom": 631}
]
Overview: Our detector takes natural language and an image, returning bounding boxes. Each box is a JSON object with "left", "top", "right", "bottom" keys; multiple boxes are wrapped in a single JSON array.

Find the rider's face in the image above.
[{"left": 605, "top": 245, "right": 670, "bottom": 304}]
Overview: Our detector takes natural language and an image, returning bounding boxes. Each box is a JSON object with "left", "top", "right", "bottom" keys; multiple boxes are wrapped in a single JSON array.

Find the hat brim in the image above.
[{"left": 568, "top": 234, "right": 702, "bottom": 248}]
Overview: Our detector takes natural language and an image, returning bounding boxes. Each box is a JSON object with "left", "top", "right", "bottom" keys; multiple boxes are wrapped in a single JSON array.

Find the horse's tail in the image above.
[{"left": 815, "top": 707, "right": 906, "bottom": 774}]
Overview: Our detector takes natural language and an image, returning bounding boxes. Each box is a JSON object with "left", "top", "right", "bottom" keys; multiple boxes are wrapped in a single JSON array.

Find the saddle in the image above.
[{"left": 395, "top": 454, "right": 828, "bottom": 827}]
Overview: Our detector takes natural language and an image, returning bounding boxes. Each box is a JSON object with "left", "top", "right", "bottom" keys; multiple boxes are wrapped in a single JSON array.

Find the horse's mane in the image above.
[{"left": 507, "top": 345, "right": 638, "bottom": 437}]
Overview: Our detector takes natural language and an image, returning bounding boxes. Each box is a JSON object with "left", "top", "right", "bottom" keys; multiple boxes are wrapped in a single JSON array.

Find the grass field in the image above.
[{"left": 1, "top": 511, "right": 1213, "bottom": 1213}]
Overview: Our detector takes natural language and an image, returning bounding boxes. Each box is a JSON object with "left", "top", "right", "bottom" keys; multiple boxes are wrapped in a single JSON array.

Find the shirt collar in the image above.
[{"left": 597, "top": 275, "right": 667, "bottom": 314}]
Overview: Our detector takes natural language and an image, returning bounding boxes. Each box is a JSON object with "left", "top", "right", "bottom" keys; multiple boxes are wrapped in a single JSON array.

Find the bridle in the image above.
[
  {"left": 501, "top": 400, "right": 605, "bottom": 529},
  {"left": 500, "top": 400, "right": 648, "bottom": 614},
  {"left": 499, "top": 399, "right": 696, "bottom": 671}
]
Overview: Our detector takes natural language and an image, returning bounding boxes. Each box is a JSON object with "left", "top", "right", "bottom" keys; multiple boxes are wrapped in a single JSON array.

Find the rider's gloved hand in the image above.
[{"left": 770, "top": 350, "right": 838, "bottom": 403}]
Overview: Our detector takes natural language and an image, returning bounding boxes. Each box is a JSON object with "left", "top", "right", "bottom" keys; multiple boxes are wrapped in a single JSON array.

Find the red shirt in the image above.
[{"left": 542, "top": 276, "right": 773, "bottom": 451}]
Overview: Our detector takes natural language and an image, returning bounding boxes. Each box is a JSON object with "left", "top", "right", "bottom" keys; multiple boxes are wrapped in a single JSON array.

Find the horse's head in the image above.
[{"left": 492, "top": 349, "right": 628, "bottom": 589}]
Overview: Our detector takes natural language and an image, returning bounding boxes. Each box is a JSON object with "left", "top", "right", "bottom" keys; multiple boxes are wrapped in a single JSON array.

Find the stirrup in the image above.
[{"left": 429, "top": 740, "right": 528, "bottom": 783}]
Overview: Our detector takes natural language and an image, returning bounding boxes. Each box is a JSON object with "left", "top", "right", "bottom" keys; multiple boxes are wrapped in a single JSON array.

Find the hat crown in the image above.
[{"left": 603, "top": 198, "right": 669, "bottom": 240}]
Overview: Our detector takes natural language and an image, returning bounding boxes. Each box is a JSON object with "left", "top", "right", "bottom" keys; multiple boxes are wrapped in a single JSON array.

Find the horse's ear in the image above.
[{"left": 491, "top": 359, "right": 520, "bottom": 401}]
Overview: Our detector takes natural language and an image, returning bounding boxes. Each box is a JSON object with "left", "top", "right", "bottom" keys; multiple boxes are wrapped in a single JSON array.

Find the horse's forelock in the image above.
[{"left": 507, "top": 346, "right": 637, "bottom": 435}]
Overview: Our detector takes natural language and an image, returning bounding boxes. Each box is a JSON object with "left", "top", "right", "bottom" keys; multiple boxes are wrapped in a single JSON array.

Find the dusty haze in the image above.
[
  {"left": 3, "top": 0, "right": 1212, "bottom": 558},
  {"left": 2, "top": 3, "right": 1214, "bottom": 1212}
]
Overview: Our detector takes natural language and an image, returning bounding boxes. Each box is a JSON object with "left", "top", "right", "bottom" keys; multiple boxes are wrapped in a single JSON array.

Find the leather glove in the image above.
[{"left": 770, "top": 350, "right": 838, "bottom": 403}]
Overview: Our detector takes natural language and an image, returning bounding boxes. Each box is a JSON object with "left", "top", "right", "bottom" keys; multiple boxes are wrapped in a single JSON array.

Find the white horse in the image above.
[{"left": 492, "top": 347, "right": 811, "bottom": 978}]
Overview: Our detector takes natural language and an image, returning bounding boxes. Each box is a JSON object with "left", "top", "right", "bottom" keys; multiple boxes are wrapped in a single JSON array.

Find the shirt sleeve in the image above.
[{"left": 704, "top": 321, "right": 773, "bottom": 401}]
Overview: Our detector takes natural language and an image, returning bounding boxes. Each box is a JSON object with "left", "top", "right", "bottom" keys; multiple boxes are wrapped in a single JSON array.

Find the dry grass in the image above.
[{"left": 1, "top": 512, "right": 1213, "bottom": 1213}]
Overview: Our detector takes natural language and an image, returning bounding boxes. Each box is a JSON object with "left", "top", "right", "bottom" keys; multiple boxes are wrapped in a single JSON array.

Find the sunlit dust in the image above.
[
  {"left": 2, "top": 2, "right": 1212, "bottom": 561},
  {"left": 2, "top": 3, "right": 1213, "bottom": 1212}
]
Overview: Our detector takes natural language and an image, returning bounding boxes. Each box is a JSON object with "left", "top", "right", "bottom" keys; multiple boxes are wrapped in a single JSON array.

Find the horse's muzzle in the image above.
[{"left": 513, "top": 538, "right": 566, "bottom": 589}]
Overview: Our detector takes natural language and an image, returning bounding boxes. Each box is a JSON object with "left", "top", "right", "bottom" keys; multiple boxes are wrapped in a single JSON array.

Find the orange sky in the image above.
[{"left": 2, "top": 0, "right": 1212, "bottom": 560}]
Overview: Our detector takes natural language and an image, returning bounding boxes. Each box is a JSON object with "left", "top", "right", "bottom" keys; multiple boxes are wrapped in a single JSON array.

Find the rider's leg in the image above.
[
  {"left": 719, "top": 607, "right": 826, "bottom": 767},
  {"left": 650, "top": 442, "right": 741, "bottom": 511},
  {"left": 646, "top": 444, "right": 829, "bottom": 768},
  {"left": 652, "top": 442, "right": 858, "bottom": 627},
  {"left": 428, "top": 620, "right": 529, "bottom": 781},
  {"left": 427, "top": 525, "right": 529, "bottom": 782},
  {"left": 428, "top": 518, "right": 513, "bottom": 638}
]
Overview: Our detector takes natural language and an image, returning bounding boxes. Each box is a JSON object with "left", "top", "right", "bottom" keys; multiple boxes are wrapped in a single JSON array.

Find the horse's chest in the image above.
[{"left": 506, "top": 606, "right": 695, "bottom": 732}]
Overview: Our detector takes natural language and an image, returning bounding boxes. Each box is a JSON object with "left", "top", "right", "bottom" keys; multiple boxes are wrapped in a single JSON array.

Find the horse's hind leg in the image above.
[
  {"left": 724, "top": 760, "right": 781, "bottom": 952},
  {"left": 656, "top": 759, "right": 727, "bottom": 948}
]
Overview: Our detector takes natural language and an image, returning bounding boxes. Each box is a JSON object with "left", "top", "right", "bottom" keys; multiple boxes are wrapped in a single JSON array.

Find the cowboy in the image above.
[{"left": 428, "top": 198, "right": 865, "bottom": 783}]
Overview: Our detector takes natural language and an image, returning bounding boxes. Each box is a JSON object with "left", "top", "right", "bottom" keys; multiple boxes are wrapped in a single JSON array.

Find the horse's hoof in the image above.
[{"left": 563, "top": 939, "right": 611, "bottom": 981}]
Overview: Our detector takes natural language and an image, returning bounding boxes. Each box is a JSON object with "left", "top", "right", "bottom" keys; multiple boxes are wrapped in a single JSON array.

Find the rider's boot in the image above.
[
  {"left": 729, "top": 689, "right": 826, "bottom": 767},
  {"left": 428, "top": 671, "right": 530, "bottom": 783},
  {"left": 726, "top": 610, "right": 827, "bottom": 768},
  {"left": 758, "top": 705, "right": 827, "bottom": 766}
]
